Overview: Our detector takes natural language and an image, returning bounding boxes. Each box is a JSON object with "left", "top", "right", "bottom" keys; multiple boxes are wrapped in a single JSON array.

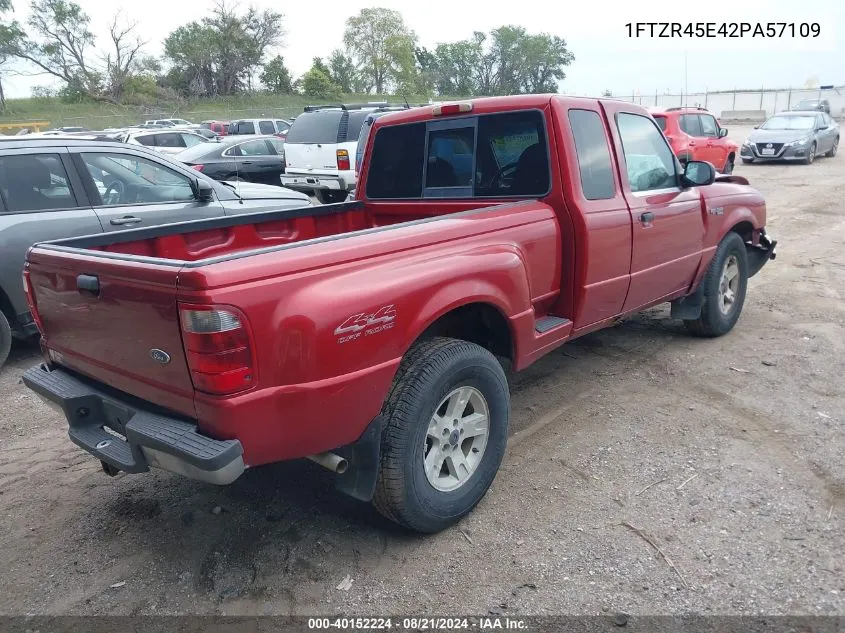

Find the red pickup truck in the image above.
[{"left": 22, "top": 95, "right": 776, "bottom": 533}]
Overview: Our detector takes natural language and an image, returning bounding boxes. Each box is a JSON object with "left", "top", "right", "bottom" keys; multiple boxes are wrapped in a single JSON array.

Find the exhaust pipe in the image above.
[{"left": 307, "top": 451, "right": 348, "bottom": 474}]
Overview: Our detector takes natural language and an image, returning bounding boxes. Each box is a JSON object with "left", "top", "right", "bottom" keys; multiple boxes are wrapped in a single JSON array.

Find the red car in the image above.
[
  {"left": 23, "top": 96, "right": 776, "bottom": 532},
  {"left": 650, "top": 106, "right": 739, "bottom": 174},
  {"left": 200, "top": 120, "right": 230, "bottom": 136}
]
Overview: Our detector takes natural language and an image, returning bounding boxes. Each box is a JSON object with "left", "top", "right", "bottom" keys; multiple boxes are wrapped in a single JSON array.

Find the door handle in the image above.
[
  {"left": 76, "top": 274, "right": 100, "bottom": 296},
  {"left": 110, "top": 216, "right": 142, "bottom": 226},
  {"left": 241, "top": 161, "right": 254, "bottom": 165},
  {"left": 640, "top": 212, "right": 654, "bottom": 225}
]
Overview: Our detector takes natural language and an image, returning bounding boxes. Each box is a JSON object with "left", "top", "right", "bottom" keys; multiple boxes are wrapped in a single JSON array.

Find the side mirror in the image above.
[
  {"left": 681, "top": 160, "right": 716, "bottom": 187},
  {"left": 719, "top": 128, "right": 728, "bottom": 138},
  {"left": 193, "top": 178, "right": 215, "bottom": 202},
  {"left": 753, "top": 125, "right": 759, "bottom": 129}
]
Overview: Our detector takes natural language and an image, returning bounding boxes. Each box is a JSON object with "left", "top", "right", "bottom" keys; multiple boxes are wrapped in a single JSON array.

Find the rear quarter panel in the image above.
[{"left": 177, "top": 202, "right": 558, "bottom": 461}]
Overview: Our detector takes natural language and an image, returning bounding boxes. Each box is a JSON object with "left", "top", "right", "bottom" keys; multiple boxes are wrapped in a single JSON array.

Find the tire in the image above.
[
  {"left": 0, "top": 311, "right": 12, "bottom": 370},
  {"left": 803, "top": 142, "right": 817, "bottom": 165},
  {"left": 684, "top": 232, "right": 748, "bottom": 338},
  {"left": 741, "top": 157, "right": 754, "bottom": 164},
  {"left": 373, "top": 337, "right": 509, "bottom": 533},
  {"left": 316, "top": 190, "right": 346, "bottom": 204},
  {"left": 825, "top": 137, "right": 839, "bottom": 158},
  {"left": 722, "top": 155, "right": 735, "bottom": 174}
]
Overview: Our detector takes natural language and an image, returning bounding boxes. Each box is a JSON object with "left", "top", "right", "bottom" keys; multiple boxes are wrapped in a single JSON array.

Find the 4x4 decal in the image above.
[{"left": 334, "top": 305, "right": 397, "bottom": 344}]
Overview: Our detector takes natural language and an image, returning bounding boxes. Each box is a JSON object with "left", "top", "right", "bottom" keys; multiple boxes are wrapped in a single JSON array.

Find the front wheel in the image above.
[
  {"left": 684, "top": 232, "right": 749, "bottom": 338},
  {"left": 826, "top": 137, "right": 839, "bottom": 157},
  {"left": 373, "top": 338, "right": 509, "bottom": 533},
  {"left": 804, "top": 142, "right": 817, "bottom": 165},
  {"left": 0, "top": 311, "right": 12, "bottom": 369},
  {"left": 722, "top": 155, "right": 735, "bottom": 174}
]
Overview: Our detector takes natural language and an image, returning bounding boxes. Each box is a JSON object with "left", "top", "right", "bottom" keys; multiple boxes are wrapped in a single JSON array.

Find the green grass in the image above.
[{"left": 0, "top": 93, "right": 440, "bottom": 132}]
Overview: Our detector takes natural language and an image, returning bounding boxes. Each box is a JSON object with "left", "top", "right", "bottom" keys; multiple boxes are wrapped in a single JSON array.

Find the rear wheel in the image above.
[
  {"left": 826, "top": 137, "right": 839, "bottom": 158},
  {"left": 373, "top": 338, "right": 509, "bottom": 533},
  {"left": 684, "top": 232, "right": 749, "bottom": 338},
  {"left": 0, "top": 311, "right": 12, "bottom": 369}
]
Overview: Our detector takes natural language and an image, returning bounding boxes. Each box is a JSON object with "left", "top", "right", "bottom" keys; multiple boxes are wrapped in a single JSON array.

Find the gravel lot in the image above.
[{"left": 1, "top": 125, "right": 843, "bottom": 616}]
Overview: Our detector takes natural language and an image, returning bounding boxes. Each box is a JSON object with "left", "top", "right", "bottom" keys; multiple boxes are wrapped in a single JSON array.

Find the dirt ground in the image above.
[{"left": 1, "top": 125, "right": 843, "bottom": 617}]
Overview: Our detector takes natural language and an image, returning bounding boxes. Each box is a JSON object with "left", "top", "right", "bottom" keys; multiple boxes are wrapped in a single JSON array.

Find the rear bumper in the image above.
[
  {"left": 280, "top": 172, "right": 351, "bottom": 192},
  {"left": 22, "top": 364, "right": 244, "bottom": 485}
]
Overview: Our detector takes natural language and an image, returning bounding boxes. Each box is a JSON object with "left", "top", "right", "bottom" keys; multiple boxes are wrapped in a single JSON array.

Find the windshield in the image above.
[
  {"left": 795, "top": 101, "right": 818, "bottom": 108},
  {"left": 760, "top": 115, "right": 815, "bottom": 130}
]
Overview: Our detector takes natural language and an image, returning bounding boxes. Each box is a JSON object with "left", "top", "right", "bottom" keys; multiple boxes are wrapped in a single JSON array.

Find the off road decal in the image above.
[{"left": 334, "top": 305, "right": 397, "bottom": 344}]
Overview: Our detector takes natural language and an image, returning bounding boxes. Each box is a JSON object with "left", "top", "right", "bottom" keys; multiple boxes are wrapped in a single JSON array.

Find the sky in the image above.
[{"left": 1, "top": 0, "right": 842, "bottom": 99}]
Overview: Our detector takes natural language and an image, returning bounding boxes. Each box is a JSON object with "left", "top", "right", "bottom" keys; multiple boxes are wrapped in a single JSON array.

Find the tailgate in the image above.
[{"left": 26, "top": 248, "right": 196, "bottom": 418}]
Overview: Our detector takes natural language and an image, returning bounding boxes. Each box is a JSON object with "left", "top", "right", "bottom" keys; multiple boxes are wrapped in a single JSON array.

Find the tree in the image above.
[
  {"left": 328, "top": 49, "right": 356, "bottom": 93},
  {"left": 162, "top": 2, "right": 283, "bottom": 97},
  {"left": 3, "top": 0, "right": 157, "bottom": 103},
  {"left": 433, "top": 39, "right": 482, "bottom": 96},
  {"left": 261, "top": 55, "right": 293, "bottom": 94},
  {"left": 343, "top": 7, "right": 415, "bottom": 94},
  {"left": 518, "top": 33, "right": 574, "bottom": 93},
  {"left": 0, "top": 0, "right": 25, "bottom": 111},
  {"left": 301, "top": 67, "right": 341, "bottom": 100},
  {"left": 11, "top": 0, "right": 103, "bottom": 98}
]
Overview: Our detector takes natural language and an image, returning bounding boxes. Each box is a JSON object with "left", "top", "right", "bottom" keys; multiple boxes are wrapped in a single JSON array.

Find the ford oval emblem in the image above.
[{"left": 150, "top": 349, "right": 171, "bottom": 365}]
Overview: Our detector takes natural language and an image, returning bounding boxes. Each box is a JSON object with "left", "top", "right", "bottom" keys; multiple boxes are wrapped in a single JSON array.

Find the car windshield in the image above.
[
  {"left": 760, "top": 115, "right": 815, "bottom": 130},
  {"left": 795, "top": 101, "right": 818, "bottom": 108}
]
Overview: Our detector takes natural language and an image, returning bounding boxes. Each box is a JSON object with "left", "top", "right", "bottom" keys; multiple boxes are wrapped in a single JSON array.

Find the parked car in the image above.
[
  {"left": 229, "top": 119, "right": 291, "bottom": 137},
  {"left": 281, "top": 103, "right": 411, "bottom": 203},
  {"left": 188, "top": 127, "right": 221, "bottom": 141},
  {"left": 740, "top": 111, "right": 839, "bottom": 164},
  {"left": 791, "top": 99, "right": 831, "bottom": 115},
  {"left": 20, "top": 96, "right": 776, "bottom": 532},
  {"left": 175, "top": 135, "right": 286, "bottom": 186},
  {"left": 113, "top": 129, "right": 211, "bottom": 154},
  {"left": 650, "top": 106, "right": 739, "bottom": 174},
  {"left": 43, "top": 126, "right": 89, "bottom": 134},
  {"left": 0, "top": 137, "right": 311, "bottom": 367},
  {"left": 201, "top": 120, "right": 231, "bottom": 137},
  {"left": 144, "top": 118, "right": 196, "bottom": 128}
]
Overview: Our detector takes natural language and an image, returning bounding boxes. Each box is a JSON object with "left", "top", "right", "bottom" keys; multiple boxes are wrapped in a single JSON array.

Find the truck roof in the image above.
[{"left": 371, "top": 94, "right": 648, "bottom": 128}]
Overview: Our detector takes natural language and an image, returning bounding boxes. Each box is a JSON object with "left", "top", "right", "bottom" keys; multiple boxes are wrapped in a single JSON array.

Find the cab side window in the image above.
[
  {"left": 568, "top": 109, "right": 615, "bottom": 200},
  {"left": 616, "top": 113, "right": 678, "bottom": 193},
  {"left": 699, "top": 114, "right": 719, "bottom": 137}
]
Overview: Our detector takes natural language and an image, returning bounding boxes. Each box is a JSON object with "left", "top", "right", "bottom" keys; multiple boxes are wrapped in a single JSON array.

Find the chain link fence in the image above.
[{"left": 609, "top": 86, "right": 844, "bottom": 120}]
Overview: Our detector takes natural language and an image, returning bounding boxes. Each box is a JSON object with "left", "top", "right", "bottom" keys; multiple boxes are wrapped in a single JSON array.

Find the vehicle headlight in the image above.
[
  {"left": 784, "top": 137, "right": 810, "bottom": 147},
  {"left": 742, "top": 137, "right": 752, "bottom": 147}
]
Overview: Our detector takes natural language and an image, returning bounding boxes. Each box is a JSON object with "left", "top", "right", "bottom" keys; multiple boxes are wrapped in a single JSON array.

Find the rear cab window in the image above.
[{"left": 366, "top": 110, "right": 550, "bottom": 200}]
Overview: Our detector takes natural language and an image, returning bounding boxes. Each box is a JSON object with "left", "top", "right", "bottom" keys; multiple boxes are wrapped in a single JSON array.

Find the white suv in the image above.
[
  {"left": 114, "top": 129, "right": 211, "bottom": 155},
  {"left": 281, "top": 103, "right": 409, "bottom": 204}
]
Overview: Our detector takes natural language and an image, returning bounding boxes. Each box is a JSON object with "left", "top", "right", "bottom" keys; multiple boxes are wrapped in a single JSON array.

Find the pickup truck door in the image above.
[
  {"left": 602, "top": 102, "right": 704, "bottom": 311},
  {"left": 72, "top": 149, "right": 225, "bottom": 232}
]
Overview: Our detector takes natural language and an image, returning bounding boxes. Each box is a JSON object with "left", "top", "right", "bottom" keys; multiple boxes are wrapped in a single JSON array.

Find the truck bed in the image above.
[{"left": 37, "top": 200, "right": 501, "bottom": 265}]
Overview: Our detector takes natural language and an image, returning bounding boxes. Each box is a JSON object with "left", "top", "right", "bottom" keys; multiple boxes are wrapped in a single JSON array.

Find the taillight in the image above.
[
  {"left": 178, "top": 304, "right": 256, "bottom": 396},
  {"left": 190, "top": 164, "right": 204, "bottom": 172},
  {"left": 22, "top": 268, "right": 44, "bottom": 335},
  {"left": 336, "top": 149, "right": 350, "bottom": 171}
]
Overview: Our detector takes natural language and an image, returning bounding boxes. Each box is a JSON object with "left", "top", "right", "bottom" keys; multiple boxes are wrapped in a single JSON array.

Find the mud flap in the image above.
[
  {"left": 333, "top": 415, "right": 385, "bottom": 502},
  {"left": 746, "top": 233, "right": 777, "bottom": 278},
  {"left": 671, "top": 286, "right": 704, "bottom": 321}
]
